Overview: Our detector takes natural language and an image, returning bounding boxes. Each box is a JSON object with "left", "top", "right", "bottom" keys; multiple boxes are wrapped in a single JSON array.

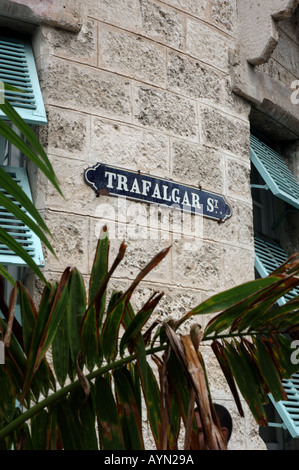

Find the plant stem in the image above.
[
  {"left": 203, "top": 331, "right": 263, "bottom": 341},
  {"left": 0, "top": 344, "right": 166, "bottom": 440}
]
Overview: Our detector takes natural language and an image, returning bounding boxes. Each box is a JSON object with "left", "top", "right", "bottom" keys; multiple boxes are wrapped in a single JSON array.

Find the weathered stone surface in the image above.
[
  {"left": 88, "top": 194, "right": 195, "bottom": 249},
  {"left": 98, "top": 25, "right": 167, "bottom": 87},
  {"left": 162, "top": 0, "right": 207, "bottom": 17},
  {"left": 40, "top": 58, "right": 132, "bottom": 121},
  {"left": 43, "top": 212, "right": 89, "bottom": 274},
  {"left": 130, "top": 281, "right": 203, "bottom": 326},
  {"left": 231, "top": 4, "right": 299, "bottom": 141},
  {"left": 229, "top": 201, "right": 254, "bottom": 246},
  {"left": 201, "top": 346, "right": 233, "bottom": 398},
  {"left": 231, "top": 74, "right": 299, "bottom": 142},
  {"left": 226, "top": 158, "right": 251, "bottom": 201},
  {"left": 277, "top": 6, "right": 299, "bottom": 44},
  {"left": 209, "top": 0, "right": 237, "bottom": 34},
  {"left": 236, "top": 0, "right": 298, "bottom": 65},
  {"left": 254, "top": 27, "right": 299, "bottom": 117},
  {"left": 201, "top": 107, "right": 250, "bottom": 159},
  {"left": 41, "top": 19, "right": 97, "bottom": 65},
  {"left": 202, "top": 200, "right": 254, "bottom": 247},
  {"left": 0, "top": 0, "right": 85, "bottom": 31},
  {"left": 138, "top": 0, "right": 184, "bottom": 49},
  {"left": 90, "top": 222, "right": 172, "bottom": 283},
  {"left": 245, "top": 410, "right": 267, "bottom": 450},
  {"left": 90, "top": 118, "right": 170, "bottom": 176},
  {"left": 257, "top": 57, "right": 297, "bottom": 86},
  {"left": 223, "top": 245, "right": 255, "bottom": 289},
  {"left": 271, "top": 27, "right": 299, "bottom": 77},
  {"left": 172, "top": 239, "right": 225, "bottom": 291},
  {"left": 87, "top": 0, "right": 185, "bottom": 50},
  {"left": 167, "top": 51, "right": 222, "bottom": 103},
  {"left": 186, "top": 17, "right": 234, "bottom": 72},
  {"left": 171, "top": 140, "right": 224, "bottom": 193},
  {"left": 86, "top": 0, "right": 142, "bottom": 31},
  {"left": 36, "top": 155, "right": 94, "bottom": 216},
  {"left": 92, "top": 196, "right": 164, "bottom": 232},
  {"left": 134, "top": 86, "right": 198, "bottom": 140},
  {"left": 221, "top": 76, "right": 252, "bottom": 118},
  {"left": 38, "top": 107, "right": 90, "bottom": 160}
]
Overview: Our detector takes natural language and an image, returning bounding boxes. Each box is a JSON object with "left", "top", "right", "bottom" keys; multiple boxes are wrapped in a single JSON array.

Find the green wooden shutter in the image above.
[
  {"left": 0, "top": 36, "right": 47, "bottom": 125},
  {"left": 254, "top": 234, "right": 288, "bottom": 277},
  {"left": 269, "top": 373, "right": 299, "bottom": 438},
  {"left": 254, "top": 235, "right": 299, "bottom": 437},
  {"left": 252, "top": 135, "right": 299, "bottom": 439},
  {"left": 0, "top": 166, "right": 45, "bottom": 267},
  {"left": 254, "top": 235, "right": 299, "bottom": 304},
  {"left": 250, "top": 134, "right": 299, "bottom": 210}
]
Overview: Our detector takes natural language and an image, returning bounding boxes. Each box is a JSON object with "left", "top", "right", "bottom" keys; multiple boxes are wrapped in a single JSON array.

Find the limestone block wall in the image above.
[
  {"left": 27, "top": 0, "right": 261, "bottom": 450},
  {"left": 232, "top": 1, "right": 299, "bottom": 141},
  {"left": 256, "top": 6, "right": 299, "bottom": 99}
]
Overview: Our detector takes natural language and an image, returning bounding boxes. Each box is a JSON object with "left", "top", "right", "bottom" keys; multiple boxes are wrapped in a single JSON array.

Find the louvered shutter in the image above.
[
  {"left": 254, "top": 236, "right": 299, "bottom": 436},
  {"left": 0, "top": 166, "right": 44, "bottom": 267},
  {"left": 250, "top": 134, "right": 299, "bottom": 210},
  {"left": 269, "top": 373, "right": 299, "bottom": 438},
  {"left": 252, "top": 135, "right": 299, "bottom": 440},
  {"left": 254, "top": 235, "right": 299, "bottom": 304},
  {"left": 0, "top": 36, "right": 47, "bottom": 125}
]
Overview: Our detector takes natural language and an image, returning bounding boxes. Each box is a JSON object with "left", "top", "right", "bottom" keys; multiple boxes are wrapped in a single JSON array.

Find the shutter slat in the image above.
[
  {"left": 0, "top": 39, "right": 35, "bottom": 109},
  {"left": 0, "top": 36, "right": 47, "bottom": 125},
  {"left": 0, "top": 61, "right": 29, "bottom": 72},
  {"left": 252, "top": 136, "right": 299, "bottom": 439},
  {"left": 255, "top": 236, "right": 299, "bottom": 438},
  {"left": 269, "top": 373, "right": 299, "bottom": 438},
  {"left": 254, "top": 235, "right": 299, "bottom": 303},
  {"left": 0, "top": 166, "right": 44, "bottom": 266},
  {"left": 250, "top": 135, "right": 299, "bottom": 209}
]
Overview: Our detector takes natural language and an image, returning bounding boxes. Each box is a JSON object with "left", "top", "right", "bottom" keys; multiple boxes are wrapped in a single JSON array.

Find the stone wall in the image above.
[
  {"left": 232, "top": 1, "right": 299, "bottom": 142},
  {"left": 25, "top": 0, "right": 261, "bottom": 449},
  {"left": 257, "top": 6, "right": 299, "bottom": 87}
]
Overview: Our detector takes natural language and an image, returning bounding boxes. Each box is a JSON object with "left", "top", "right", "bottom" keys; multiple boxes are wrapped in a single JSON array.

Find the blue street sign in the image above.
[{"left": 84, "top": 163, "right": 232, "bottom": 222}]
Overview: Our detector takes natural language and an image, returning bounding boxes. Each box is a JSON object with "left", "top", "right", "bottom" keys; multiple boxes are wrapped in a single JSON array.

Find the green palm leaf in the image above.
[
  {"left": 0, "top": 226, "right": 47, "bottom": 284},
  {"left": 0, "top": 88, "right": 62, "bottom": 285}
]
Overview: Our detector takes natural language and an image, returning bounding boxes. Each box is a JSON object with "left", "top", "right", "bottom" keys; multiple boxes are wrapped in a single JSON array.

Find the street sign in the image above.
[{"left": 84, "top": 163, "right": 232, "bottom": 222}]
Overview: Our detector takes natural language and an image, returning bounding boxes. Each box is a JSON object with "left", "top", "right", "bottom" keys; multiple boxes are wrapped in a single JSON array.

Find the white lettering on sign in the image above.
[
  {"left": 172, "top": 188, "right": 180, "bottom": 203},
  {"left": 104, "top": 171, "right": 205, "bottom": 210},
  {"left": 142, "top": 180, "right": 152, "bottom": 196},
  {"left": 192, "top": 193, "right": 201, "bottom": 209},
  {"left": 130, "top": 178, "right": 141, "bottom": 194},
  {"left": 163, "top": 185, "right": 171, "bottom": 202},
  {"left": 152, "top": 183, "right": 162, "bottom": 199},
  {"left": 86, "top": 164, "right": 232, "bottom": 222},
  {"left": 117, "top": 174, "right": 128, "bottom": 191},
  {"left": 182, "top": 192, "right": 190, "bottom": 206},
  {"left": 105, "top": 171, "right": 116, "bottom": 189},
  {"left": 207, "top": 197, "right": 219, "bottom": 213}
]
